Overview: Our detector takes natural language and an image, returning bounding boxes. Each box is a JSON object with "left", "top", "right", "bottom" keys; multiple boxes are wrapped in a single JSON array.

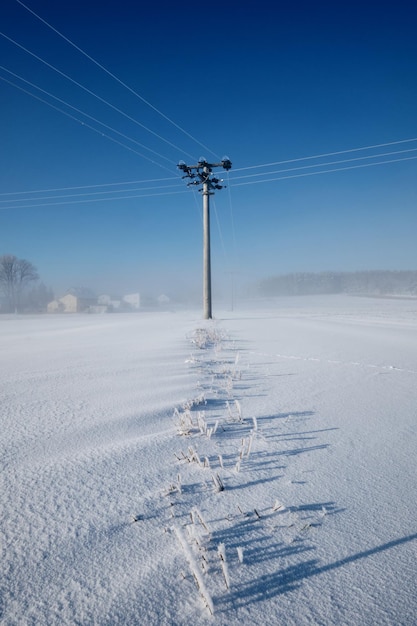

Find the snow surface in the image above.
[{"left": 1, "top": 295, "right": 417, "bottom": 625}]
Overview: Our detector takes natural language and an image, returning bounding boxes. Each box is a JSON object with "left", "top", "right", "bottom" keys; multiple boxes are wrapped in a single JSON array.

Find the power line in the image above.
[
  {"left": 0, "top": 189, "right": 189, "bottom": 211},
  {"left": 1, "top": 143, "right": 415, "bottom": 200},
  {"left": 225, "top": 170, "right": 239, "bottom": 271},
  {"left": 232, "top": 137, "right": 417, "bottom": 172},
  {"left": 230, "top": 155, "right": 417, "bottom": 187},
  {"left": 0, "top": 176, "right": 177, "bottom": 197},
  {"left": 3, "top": 148, "right": 412, "bottom": 204},
  {"left": 229, "top": 147, "right": 417, "bottom": 182},
  {"left": 0, "top": 66, "right": 177, "bottom": 168},
  {"left": 211, "top": 196, "right": 229, "bottom": 268},
  {"left": 0, "top": 74, "right": 176, "bottom": 175},
  {"left": 0, "top": 183, "right": 184, "bottom": 205},
  {"left": 1, "top": 154, "right": 415, "bottom": 210},
  {"left": 15, "top": 0, "right": 219, "bottom": 160},
  {"left": 0, "top": 31, "right": 196, "bottom": 160},
  {"left": 191, "top": 187, "right": 203, "bottom": 225},
  {"left": 1, "top": 129, "right": 416, "bottom": 198}
]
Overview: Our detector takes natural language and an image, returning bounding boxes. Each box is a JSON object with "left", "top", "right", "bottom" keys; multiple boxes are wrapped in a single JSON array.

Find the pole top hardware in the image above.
[{"left": 177, "top": 158, "right": 232, "bottom": 193}]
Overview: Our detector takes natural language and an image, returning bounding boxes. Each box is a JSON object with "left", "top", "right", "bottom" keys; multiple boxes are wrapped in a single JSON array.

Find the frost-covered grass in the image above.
[{"left": 1, "top": 295, "right": 417, "bottom": 625}]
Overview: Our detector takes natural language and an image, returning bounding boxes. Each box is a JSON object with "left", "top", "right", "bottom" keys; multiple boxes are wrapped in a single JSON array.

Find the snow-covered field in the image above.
[{"left": 1, "top": 295, "right": 417, "bottom": 625}]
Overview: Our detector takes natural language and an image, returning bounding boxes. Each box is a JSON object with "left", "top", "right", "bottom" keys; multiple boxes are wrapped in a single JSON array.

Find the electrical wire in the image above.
[
  {"left": 229, "top": 147, "right": 417, "bottom": 182},
  {"left": 225, "top": 170, "right": 239, "bottom": 270},
  {"left": 1, "top": 141, "right": 415, "bottom": 203},
  {"left": 232, "top": 137, "right": 417, "bottom": 172},
  {"left": 1, "top": 149, "right": 415, "bottom": 205},
  {"left": 0, "top": 74, "right": 176, "bottom": 175},
  {"left": 211, "top": 197, "right": 229, "bottom": 268},
  {"left": 1, "top": 116, "right": 416, "bottom": 199},
  {"left": 15, "top": 0, "right": 219, "bottom": 160},
  {"left": 0, "top": 31, "right": 196, "bottom": 160},
  {"left": 0, "top": 184, "right": 184, "bottom": 205},
  {"left": 230, "top": 155, "right": 417, "bottom": 187},
  {"left": 191, "top": 188, "right": 203, "bottom": 225},
  {"left": 0, "top": 189, "right": 189, "bottom": 211},
  {"left": 0, "top": 66, "right": 177, "bottom": 167},
  {"left": 2, "top": 5, "right": 416, "bottom": 206},
  {"left": 1, "top": 152, "right": 415, "bottom": 214},
  {"left": 0, "top": 176, "right": 177, "bottom": 197}
]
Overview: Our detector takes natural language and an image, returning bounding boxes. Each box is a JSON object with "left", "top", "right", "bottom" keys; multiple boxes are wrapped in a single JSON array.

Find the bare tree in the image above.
[{"left": 0, "top": 254, "right": 39, "bottom": 313}]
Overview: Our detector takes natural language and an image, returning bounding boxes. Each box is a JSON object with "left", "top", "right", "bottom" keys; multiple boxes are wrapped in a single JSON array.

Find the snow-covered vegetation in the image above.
[{"left": 1, "top": 295, "right": 416, "bottom": 625}]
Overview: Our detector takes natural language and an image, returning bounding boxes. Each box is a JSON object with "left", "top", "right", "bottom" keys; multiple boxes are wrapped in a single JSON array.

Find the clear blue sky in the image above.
[{"left": 1, "top": 0, "right": 416, "bottom": 302}]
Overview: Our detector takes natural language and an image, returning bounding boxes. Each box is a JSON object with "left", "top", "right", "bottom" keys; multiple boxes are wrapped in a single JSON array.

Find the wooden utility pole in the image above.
[{"left": 178, "top": 157, "right": 232, "bottom": 319}]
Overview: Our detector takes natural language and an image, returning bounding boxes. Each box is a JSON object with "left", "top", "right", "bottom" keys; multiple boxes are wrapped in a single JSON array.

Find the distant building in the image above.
[
  {"left": 47, "top": 299, "right": 64, "bottom": 313},
  {"left": 123, "top": 293, "right": 140, "bottom": 309},
  {"left": 97, "top": 294, "right": 122, "bottom": 310},
  {"left": 47, "top": 288, "right": 96, "bottom": 313},
  {"left": 47, "top": 289, "right": 141, "bottom": 313}
]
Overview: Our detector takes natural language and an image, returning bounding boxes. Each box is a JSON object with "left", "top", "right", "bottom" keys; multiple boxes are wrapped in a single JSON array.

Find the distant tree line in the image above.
[
  {"left": 256, "top": 270, "right": 417, "bottom": 297},
  {"left": 0, "top": 254, "right": 53, "bottom": 313}
]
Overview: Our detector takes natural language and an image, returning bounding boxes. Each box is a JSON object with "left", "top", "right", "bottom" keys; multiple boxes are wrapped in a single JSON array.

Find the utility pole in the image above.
[{"left": 178, "top": 157, "right": 232, "bottom": 319}]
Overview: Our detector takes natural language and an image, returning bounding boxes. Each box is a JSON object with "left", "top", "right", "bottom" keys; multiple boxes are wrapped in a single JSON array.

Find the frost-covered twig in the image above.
[
  {"left": 191, "top": 507, "right": 211, "bottom": 535},
  {"left": 237, "top": 546, "right": 244, "bottom": 564},
  {"left": 218, "top": 543, "right": 230, "bottom": 590},
  {"left": 173, "top": 526, "right": 214, "bottom": 615},
  {"left": 212, "top": 473, "right": 225, "bottom": 492},
  {"left": 189, "top": 446, "right": 202, "bottom": 466},
  {"left": 226, "top": 399, "right": 242, "bottom": 422}
]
